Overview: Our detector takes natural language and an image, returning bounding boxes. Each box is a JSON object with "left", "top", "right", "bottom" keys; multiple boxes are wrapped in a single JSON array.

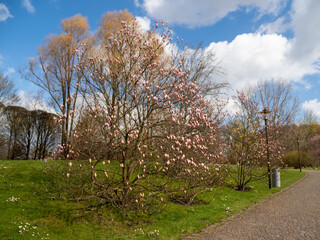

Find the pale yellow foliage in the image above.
[
  {"left": 97, "top": 9, "right": 134, "bottom": 45},
  {"left": 62, "top": 14, "right": 90, "bottom": 42}
]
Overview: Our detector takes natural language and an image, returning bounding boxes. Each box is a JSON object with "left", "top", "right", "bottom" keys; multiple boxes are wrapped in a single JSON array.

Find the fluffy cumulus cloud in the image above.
[
  {"left": 22, "top": 0, "right": 35, "bottom": 14},
  {"left": 136, "top": 16, "right": 151, "bottom": 32},
  {"left": 211, "top": 0, "right": 320, "bottom": 91},
  {"left": 258, "top": 16, "right": 289, "bottom": 34},
  {"left": 136, "top": 0, "right": 320, "bottom": 92},
  {"left": 136, "top": 0, "right": 286, "bottom": 27},
  {"left": 290, "top": 0, "right": 320, "bottom": 64},
  {"left": 206, "top": 32, "right": 318, "bottom": 90},
  {"left": 0, "top": 3, "right": 13, "bottom": 22},
  {"left": 302, "top": 99, "right": 320, "bottom": 117}
]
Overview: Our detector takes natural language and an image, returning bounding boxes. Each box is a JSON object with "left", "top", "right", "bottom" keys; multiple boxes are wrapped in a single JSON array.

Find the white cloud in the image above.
[
  {"left": 224, "top": 98, "right": 237, "bottom": 115},
  {"left": 203, "top": 0, "right": 320, "bottom": 92},
  {"left": 302, "top": 99, "right": 320, "bottom": 117},
  {"left": 258, "top": 16, "right": 288, "bottom": 34},
  {"left": 134, "top": 0, "right": 141, "bottom": 7},
  {"left": 289, "top": 0, "right": 320, "bottom": 64},
  {"left": 17, "top": 91, "right": 55, "bottom": 113},
  {"left": 206, "top": 33, "right": 318, "bottom": 91},
  {"left": 135, "top": 0, "right": 320, "bottom": 102},
  {"left": 136, "top": 0, "right": 286, "bottom": 27},
  {"left": 0, "top": 3, "right": 13, "bottom": 22},
  {"left": 136, "top": 16, "right": 151, "bottom": 32},
  {"left": 22, "top": 0, "right": 35, "bottom": 14}
]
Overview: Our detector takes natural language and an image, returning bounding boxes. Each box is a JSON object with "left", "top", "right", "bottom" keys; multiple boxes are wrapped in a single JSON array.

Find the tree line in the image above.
[{"left": 0, "top": 103, "right": 59, "bottom": 160}]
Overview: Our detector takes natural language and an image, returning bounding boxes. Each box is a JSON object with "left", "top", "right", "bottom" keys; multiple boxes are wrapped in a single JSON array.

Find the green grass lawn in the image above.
[
  {"left": 0, "top": 160, "right": 305, "bottom": 240},
  {"left": 301, "top": 167, "right": 320, "bottom": 171}
]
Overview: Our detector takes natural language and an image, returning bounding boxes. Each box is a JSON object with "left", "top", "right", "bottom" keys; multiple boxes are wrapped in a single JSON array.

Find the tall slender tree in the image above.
[
  {"left": 23, "top": 14, "right": 92, "bottom": 156},
  {"left": 0, "top": 72, "right": 19, "bottom": 105}
]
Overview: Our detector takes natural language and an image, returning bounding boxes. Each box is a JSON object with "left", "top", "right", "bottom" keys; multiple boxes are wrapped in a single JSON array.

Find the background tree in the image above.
[
  {"left": 282, "top": 111, "right": 320, "bottom": 168},
  {"left": 0, "top": 102, "right": 8, "bottom": 159},
  {"left": 2, "top": 104, "right": 59, "bottom": 160},
  {"left": 97, "top": 9, "right": 134, "bottom": 46},
  {"left": 296, "top": 111, "right": 320, "bottom": 152},
  {"left": 227, "top": 92, "right": 284, "bottom": 190},
  {"left": 32, "top": 110, "right": 59, "bottom": 160},
  {"left": 310, "top": 135, "right": 320, "bottom": 167},
  {"left": 21, "top": 110, "right": 35, "bottom": 160},
  {"left": 23, "top": 14, "right": 92, "bottom": 156},
  {"left": 246, "top": 80, "right": 299, "bottom": 150},
  {"left": 0, "top": 72, "right": 19, "bottom": 158},
  {"left": 0, "top": 72, "right": 19, "bottom": 105},
  {"left": 282, "top": 150, "right": 313, "bottom": 169},
  {"left": 246, "top": 80, "right": 301, "bottom": 169},
  {"left": 247, "top": 80, "right": 299, "bottom": 127},
  {"left": 4, "top": 106, "right": 27, "bottom": 159}
]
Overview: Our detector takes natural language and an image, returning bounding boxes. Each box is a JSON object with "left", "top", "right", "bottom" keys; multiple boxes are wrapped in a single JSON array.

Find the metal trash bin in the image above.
[{"left": 272, "top": 168, "right": 280, "bottom": 188}]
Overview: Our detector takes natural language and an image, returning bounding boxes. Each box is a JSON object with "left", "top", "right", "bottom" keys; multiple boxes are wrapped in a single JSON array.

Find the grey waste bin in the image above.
[{"left": 272, "top": 168, "right": 280, "bottom": 188}]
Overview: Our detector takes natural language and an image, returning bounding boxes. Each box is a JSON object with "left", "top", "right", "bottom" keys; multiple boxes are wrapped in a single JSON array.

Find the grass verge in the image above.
[{"left": 0, "top": 160, "right": 305, "bottom": 240}]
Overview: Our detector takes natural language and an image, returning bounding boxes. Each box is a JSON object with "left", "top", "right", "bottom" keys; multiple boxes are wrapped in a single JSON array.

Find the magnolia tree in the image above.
[
  {"left": 47, "top": 20, "right": 227, "bottom": 213},
  {"left": 310, "top": 135, "right": 320, "bottom": 166},
  {"left": 227, "top": 92, "right": 284, "bottom": 191}
]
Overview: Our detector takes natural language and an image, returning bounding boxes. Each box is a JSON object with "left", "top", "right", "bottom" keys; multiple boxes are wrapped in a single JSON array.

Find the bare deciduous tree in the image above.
[
  {"left": 23, "top": 14, "right": 92, "bottom": 156},
  {"left": 227, "top": 92, "right": 285, "bottom": 191},
  {"left": 247, "top": 80, "right": 299, "bottom": 127},
  {"left": 0, "top": 72, "right": 19, "bottom": 105},
  {"left": 4, "top": 106, "right": 27, "bottom": 159}
]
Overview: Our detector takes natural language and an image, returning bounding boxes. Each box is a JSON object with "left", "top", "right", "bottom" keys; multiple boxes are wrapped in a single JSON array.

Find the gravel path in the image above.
[{"left": 183, "top": 170, "right": 320, "bottom": 240}]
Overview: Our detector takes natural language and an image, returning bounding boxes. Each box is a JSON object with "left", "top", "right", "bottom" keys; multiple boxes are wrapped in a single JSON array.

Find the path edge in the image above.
[{"left": 182, "top": 170, "right": 309, "bottom": 240}]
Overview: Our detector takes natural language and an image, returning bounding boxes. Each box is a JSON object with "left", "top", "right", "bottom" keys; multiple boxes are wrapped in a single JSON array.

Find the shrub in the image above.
[{"left": 282, "top": 151, "right": 313, "bottom": 168}]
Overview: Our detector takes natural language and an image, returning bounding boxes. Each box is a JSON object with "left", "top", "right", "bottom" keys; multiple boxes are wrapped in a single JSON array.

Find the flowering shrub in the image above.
[
  {"left": 310, "top": 135, "right": 320, "bottom": 158},
  {"left": 47, "top": 19, "right": 227, "bottom": 214},
  {"left": 227, "top": 92, "right": 285, "bottom": 190}
]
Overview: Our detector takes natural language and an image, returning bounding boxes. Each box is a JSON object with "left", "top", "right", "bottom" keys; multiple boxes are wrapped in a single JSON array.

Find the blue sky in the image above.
[{"left": 1, "top": 0, "right": 320, "bottom": 117}]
